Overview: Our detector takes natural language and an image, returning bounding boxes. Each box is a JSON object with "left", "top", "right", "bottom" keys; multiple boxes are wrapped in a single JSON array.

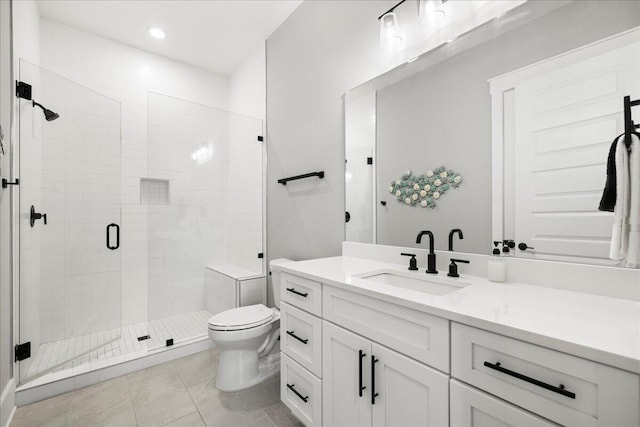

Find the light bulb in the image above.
[
  {"left": 419, "top": 0, "right": 446, "bottom": 28},
  {"left": 379, "top": 12, "right": 404, "bottom": 48}
]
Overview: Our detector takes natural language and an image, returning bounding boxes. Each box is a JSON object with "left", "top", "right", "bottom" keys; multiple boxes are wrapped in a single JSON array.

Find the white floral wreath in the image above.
[{"left": 388, "top": 167, "right": 462, "bottom": 208}]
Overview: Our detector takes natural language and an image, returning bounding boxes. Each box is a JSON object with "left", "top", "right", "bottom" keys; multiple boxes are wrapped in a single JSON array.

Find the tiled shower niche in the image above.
[{"left": 140, "top": 178, "right": 170, "bottom": 205}]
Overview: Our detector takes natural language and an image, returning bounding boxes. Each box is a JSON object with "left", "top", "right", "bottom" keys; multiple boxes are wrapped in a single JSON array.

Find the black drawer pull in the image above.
[
  {"left": 371, "top": 355, "right": 379, "bottom": 405},
  {"left": 358, "top": 350, "right": 366, "bottom": 397},
  {"left": 286, "top": 287, "right": 308, "bottom": 298},
  {"left": 483, "top": 361, "right": 576, "bottom": 399},
  {"left": 287, "top": 383, "right": 309, "bottom": 403},
  {"left": 286, "top": 330, "right": 308, "bottom": 344}
]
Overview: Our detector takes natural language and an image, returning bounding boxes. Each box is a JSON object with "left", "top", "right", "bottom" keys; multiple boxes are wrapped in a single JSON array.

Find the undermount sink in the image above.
[{"left": 354, "top": 269, "right": 469, "bottom": 296}]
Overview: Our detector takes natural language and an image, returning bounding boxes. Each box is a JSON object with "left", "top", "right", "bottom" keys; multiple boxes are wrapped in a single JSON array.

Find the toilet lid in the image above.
[{"left": 208, "top": 304, "right": 273, "bottom": 330}]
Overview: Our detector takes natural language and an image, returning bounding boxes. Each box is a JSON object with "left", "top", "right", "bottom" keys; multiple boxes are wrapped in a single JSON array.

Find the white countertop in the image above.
[{"left": 273, "top": 256, "right": 640, "bottom": 374}]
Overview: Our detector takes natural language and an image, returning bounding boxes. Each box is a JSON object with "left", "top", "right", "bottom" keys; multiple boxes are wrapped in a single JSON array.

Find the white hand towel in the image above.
[
  {"left": 610, "top": 134, "right": 630, "bottom": 260},
  {"left": 626, "top": 134, "right": 640, "bottom": 266}
]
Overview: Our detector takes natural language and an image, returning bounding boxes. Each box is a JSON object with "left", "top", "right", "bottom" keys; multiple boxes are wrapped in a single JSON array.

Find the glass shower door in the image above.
[
  {"left": 17, "top": 60, "right": 122, "bottom": 383},
  {"left": 145, "top": 93, "right": 264, "bottom": 348}
]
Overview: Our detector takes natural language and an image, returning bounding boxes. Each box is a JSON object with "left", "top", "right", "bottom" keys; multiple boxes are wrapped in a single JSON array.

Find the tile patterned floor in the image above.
[
  {"left": 12, "top": 348, "right": 303, "bottom": 427},
  {"left": 25, "top": 311, "right": 212, "bottom": 382}
]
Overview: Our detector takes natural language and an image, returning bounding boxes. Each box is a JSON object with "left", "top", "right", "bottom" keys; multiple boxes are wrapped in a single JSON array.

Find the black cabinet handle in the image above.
[
  {"left": 483, "top": 361, "right": 575, "bottom": 399},
  {"left": 106, "top": 223, "right": 120, "bottom": 250},
  {"left": 359, "top": 350, "right": 366, "bottom": 397},
  {"left": 286, "top": 330, "right": 308, "bottom": 344},
  {"left": 286, "top": 383, "right": 309, "bottom": 403},
  {"left": 371, "top": 355, "right": 379, "bottom": 405},
  {"left": 286, "top": 287, "right": 308, "bottom": 298}
]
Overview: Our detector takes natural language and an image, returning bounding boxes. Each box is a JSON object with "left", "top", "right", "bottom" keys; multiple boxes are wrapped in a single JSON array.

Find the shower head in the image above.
[{"left": 32, "top": 100, "right": 60, "bottom": 121}]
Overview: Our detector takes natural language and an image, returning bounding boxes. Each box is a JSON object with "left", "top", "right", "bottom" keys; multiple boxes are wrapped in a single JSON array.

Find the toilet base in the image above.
[{"left": 215, "top": 351, "right": 280, "bottom": 392}]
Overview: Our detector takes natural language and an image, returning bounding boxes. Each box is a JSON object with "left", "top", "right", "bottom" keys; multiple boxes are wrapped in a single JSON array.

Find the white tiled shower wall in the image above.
[
  {"left": 36, "top": 18, "right": 264, "bottom": 328},
  {"left": 38, "top": 69, "right": 122, "bottom": 343},
  {"left": 146, "top": 94, "right": 227, "bottom": 320},
  {"left": 146, "top": 93, "right": 264, "bottom": 320}
]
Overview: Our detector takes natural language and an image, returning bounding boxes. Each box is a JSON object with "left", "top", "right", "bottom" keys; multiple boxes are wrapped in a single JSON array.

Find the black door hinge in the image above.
[
  {"left": 367, "top": 157, "right": 373, "bottom": 165},
  {"left": 2, "top": 178, "right": 19, "bottom": 188},
  {"left": 15, "top": 342, "right": 31, "bottom": 361},
  {"left": 258, "top": 253, "right": 264, "bottom": 259},
  {"left": 166, "top": 339, "right": 174, "bottom": 347},
  {"left": 257, "top": 136, "right": 264, "bottom": 142},
  {"left": 16, "top": 81, "right": 32, "bottom": 100}
]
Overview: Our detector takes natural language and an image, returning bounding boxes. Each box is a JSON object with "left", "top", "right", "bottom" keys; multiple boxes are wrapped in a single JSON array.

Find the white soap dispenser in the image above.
[{"left": 488, "top": 241, "right": 506, "bottom": 283}]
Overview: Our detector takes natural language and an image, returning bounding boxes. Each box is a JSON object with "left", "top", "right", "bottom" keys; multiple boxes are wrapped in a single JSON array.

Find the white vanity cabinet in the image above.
[
  {"left": 321, "top": 284, "right": 450, "bottom": 427},
  {"left": 450, "top": 380, "right": 558, "bottom": 427},
  {"left": 280, "top": 273, "right": 324, "bottom": 427},
  {"left": 451, "top": 323, "right": 640, "bottom": 427},
  {"left": 279, "top": 269, "right": 640, "bottom": 427},
  {"left": 323, "top": 321, "right": 449, "bottom": 427}
]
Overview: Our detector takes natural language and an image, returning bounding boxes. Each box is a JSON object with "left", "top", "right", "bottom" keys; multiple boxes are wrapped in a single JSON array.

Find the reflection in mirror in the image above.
[{"left": 344, "top": 0, "right": 640, "bottom": 266}]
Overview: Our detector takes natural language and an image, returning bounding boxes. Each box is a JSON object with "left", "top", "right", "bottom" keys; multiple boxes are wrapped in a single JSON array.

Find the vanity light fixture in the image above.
[
  {"left": 378, "top": 0, "right": 448, "bottom": 48},
  {"left": 419, "top": 0, "right": 446, "bottom": 27},
  {"left": 148, "top": 26, "right": 166, "bottom": 40},
  {"left": 378, "top": 0, "right": 406, "bottom": 48},
  {"left": 379, "top": 11, "right": 404, "bottom": 48}
]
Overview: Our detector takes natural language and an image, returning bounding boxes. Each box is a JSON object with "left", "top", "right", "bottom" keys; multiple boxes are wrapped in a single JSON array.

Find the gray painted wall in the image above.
[
  {"left": 267, "top": 0, "right": 640, "bottom": 267},
  {"left": 266, "top": 0, "right": 396, "bottom": 267},
  {"left": 376, "top": 0, "right": 640, "bottom": 254}
]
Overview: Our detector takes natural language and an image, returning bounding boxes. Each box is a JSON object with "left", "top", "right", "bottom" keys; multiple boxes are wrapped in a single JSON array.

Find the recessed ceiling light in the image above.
[{"left": 148, "top": 27, "right": 166, "bottom": 40}]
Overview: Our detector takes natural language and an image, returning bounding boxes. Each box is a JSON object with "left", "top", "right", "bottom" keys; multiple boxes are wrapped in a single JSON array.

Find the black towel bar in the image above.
[
  {"left": 278, "top": 171, "right": 324, "bottom": 185},
  {"left": 624, "top": 95, "right": 640, "bottom": 149}
]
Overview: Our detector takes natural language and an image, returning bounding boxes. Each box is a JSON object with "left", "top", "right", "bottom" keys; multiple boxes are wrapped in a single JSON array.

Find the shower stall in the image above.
[{"left": 15, "top": 61, "right": 265, "bottom": 390}]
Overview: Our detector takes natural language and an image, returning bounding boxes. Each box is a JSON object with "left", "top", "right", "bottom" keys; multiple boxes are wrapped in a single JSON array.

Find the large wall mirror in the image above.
[{"left": 344, "top": 0, "right": 640, "bottom": 267}]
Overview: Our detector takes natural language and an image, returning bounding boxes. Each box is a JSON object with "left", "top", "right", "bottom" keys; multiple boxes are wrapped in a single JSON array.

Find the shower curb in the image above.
[{"left": 15, "top": 337, "right": 213, "bottom": 406}]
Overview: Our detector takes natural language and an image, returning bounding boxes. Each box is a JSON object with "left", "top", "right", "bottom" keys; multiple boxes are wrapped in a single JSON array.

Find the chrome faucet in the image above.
[{"left": 416, "top": 230, "right": 438, "bottom": 274}]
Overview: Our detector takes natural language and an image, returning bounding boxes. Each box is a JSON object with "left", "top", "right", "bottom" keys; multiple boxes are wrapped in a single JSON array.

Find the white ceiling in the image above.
[{"left": 36, "top": 0, "right": 303, "bottom": 76}]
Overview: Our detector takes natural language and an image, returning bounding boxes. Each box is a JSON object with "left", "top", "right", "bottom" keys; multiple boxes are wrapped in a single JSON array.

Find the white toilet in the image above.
[{"left": 208, "top": 259, "right": 290, "bottom": 391}]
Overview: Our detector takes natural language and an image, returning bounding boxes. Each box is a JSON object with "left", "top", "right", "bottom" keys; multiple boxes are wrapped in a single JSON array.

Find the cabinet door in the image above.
[
  {"left": 371, "top": 343, "right": 449, "bottom": 427},
  {"left": 323, "top": 321, "right": 371, "bottom": 427},
  {"left": 450, "top": 380, "right": 558, "bottom": 427}
]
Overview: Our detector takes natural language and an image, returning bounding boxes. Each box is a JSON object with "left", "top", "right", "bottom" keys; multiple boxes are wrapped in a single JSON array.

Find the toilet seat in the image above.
[{"left": 208, "top": 304, "right": 274, "bottom": 331}]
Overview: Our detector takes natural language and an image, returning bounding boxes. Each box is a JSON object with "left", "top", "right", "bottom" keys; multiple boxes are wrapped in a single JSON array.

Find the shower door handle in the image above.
[
  {"left": 30, "top": 205, "right": 47, "bottom": 227},
  {"left": 106, "top": 223, "right": 120, "bottom": 250}
]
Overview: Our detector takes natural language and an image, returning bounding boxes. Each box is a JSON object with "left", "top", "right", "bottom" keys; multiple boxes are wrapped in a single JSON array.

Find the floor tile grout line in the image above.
[
  {"left": 181, "top": 365, "right": 205, "bottom": 424},
  {"left": 125, "top": 366, "right": 142, "bottom": 427}
]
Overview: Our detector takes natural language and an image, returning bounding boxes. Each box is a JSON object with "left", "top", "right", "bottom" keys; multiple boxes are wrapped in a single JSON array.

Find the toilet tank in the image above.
[{"left": 269, "top": 258, "right": 292, "bottom": 309}]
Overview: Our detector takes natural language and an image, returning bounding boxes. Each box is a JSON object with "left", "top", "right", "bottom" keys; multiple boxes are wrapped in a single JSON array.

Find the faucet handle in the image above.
[
  {"left": 447, "top": 258, "right": 470, "bottom": 278},
  {"left": 400, "top": 253, "right": 418, "bottom": 271}
]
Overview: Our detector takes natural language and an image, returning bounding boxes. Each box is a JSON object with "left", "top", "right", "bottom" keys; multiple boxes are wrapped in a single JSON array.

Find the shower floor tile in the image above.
[{"left": 25, "top": 310, "right": 213, "bottom": 381}]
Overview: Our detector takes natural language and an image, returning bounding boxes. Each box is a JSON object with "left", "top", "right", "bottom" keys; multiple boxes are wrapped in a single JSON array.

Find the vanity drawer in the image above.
[
  {"left": 451, "top": 323, "right": 640, "bottom": 427},
  {"left": 281, "top": 302, "right": 322, "bottom": 377},
  {"left": 281, "top": 273, "right": 322, "bottom": 316},
  {"left": 281, "top": 353, "right": 322, "bottom": 427},
  {"left": 450, "top": 379, "right": 559, "bottom": 427},
  {"left": 323, "top": 285, "right": 450, "bottom": 372}
]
